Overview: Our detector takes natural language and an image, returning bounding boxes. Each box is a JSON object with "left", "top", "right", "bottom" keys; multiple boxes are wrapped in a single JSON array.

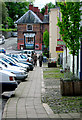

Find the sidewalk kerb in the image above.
[
  {"left": 43, "top": 103, "right": 54, "bottom": 115},
  {"left": 41, "top": 68, "right": 45, "bottom": 94}
]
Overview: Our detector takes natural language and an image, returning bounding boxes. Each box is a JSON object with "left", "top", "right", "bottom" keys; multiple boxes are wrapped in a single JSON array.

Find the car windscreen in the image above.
[
  {"left": 0, "top": 61, "right": 7, "bottom": 68},
  {"left": 8, "top": 58, "right": 17, "bottom": 64},
  {"left": 2, "top": 58, "right": 14, "bottom": 65},
  {"left": 12, "top": 57, "right": 19, "bottom": 62},
  {"left": 20, "top": 55, "right": 27, "bottom": 59},
  {"left": 12, "top": 55, "right": 18, "bottom": 58}
]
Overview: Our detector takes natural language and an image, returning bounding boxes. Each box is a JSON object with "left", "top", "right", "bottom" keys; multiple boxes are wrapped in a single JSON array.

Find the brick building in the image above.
[{"left": 15, "top": 5, "right": 49, "bottom": 50}]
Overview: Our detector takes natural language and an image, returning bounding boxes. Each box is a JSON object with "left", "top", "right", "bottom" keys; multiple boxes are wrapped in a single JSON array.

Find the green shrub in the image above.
[{"left": 0, "top": 28, "right": 17, "bottom": 32}]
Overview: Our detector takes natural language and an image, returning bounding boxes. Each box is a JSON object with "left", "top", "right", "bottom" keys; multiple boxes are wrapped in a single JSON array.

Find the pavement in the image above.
[
  {"left": 0, "top": 99, "right": 2, "bottom": 120},
  {"left": 2, "top": 61, "right": 81, "bottom": 120}
]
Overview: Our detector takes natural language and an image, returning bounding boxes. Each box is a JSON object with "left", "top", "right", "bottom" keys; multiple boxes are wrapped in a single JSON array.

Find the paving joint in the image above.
[{"left": 2, "top": 66, "right": 81, "bottom": 119}]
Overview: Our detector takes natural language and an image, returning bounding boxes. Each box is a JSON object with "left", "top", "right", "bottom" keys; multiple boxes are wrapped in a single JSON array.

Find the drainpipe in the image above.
[{"left": 24, "top": 34, "right": 26, "bottom": 49}]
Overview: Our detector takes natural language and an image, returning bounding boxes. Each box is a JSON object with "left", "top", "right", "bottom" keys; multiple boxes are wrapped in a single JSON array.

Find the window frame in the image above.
[{"left": 27, "top": 24, "right": 33, "bottom": 31}]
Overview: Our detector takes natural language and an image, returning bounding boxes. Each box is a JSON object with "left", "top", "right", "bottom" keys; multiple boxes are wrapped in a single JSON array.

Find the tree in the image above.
[
  {"left": 41, "top": 2, "right": 55, "bottom": 15},
  {"left": 6, "top": 16, "right": 14, "bottom": 28},
  {"left": 40, "top": 7, "right": 45, "bottom": 15},
  {"left": 47, "top": 2, "right": 55, "bottom": 13},
  {"left": 57, "top": 1, "right": 81, "bottom": 75},
  {"left": 5, "top": 2, "right": 29, "bottom": 24},
  {"left": 2, "top": 2, "right": 8, "bottom": 26},
  {"left": 43, "top": 30, "right": 49, "bottom": 48},
  {"left": 5, "top": 1, "right": 35, "bottom": 28}
]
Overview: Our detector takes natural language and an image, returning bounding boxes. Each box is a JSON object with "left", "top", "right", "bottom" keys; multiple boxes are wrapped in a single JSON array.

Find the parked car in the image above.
[
  {"left": 6, "top": 53, "right": 34, "bottom": 70},
  {"left": 0, "top": 35, "right": 5, "bottom": 45},
  {"left": 11, "top": 54, "right": 28, "bottom": 62},
  {"left": 6, "top": 53, "right": 33, "bottom": 64},
  {"left": 48, "top": 58, "right": 57, "bottom": 67},
  {"left": 21, "top": 54, "right": 33, "bottom": 64},
  {"left": 0, "top": 48, "right": 6, "bottom": 53},
  {"left": 1, "top": 57, "right": 26, "bottom": 72},
  {"left": 21, "top": 50, "right": 35, "bottom": 56},
  {"left": 0, "top": 69, "right": 18, "bottom": 93},
  {"left": 4, "top": 56, "right": 30, "bottom": 72},
  {"left": 0, "top": 59, "right": 28, "bottom": 80},
  {"left": 12, "top": 57, "right": 34, "bottom": 71}
]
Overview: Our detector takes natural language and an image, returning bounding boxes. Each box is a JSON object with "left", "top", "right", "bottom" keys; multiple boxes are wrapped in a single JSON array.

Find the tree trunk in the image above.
[
  {"left": 77, "top": 51, "right": 79, "bottom": 76},
  {"left": 66, "top": 47, "right": 67, "bottom": 63},
  {"left": 73, "top": 51, "right": 75, "bottom": 75}
]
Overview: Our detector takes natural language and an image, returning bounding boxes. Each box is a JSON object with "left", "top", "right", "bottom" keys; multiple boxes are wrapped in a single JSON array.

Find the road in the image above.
[{"left": 0, "top": 37, "right": 17, "bottom": 53}]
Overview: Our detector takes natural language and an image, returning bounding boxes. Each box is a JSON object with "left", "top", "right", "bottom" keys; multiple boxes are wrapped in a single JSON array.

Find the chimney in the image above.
[
  {"left": 29, "top": 5, "right": 34, "bottom": 11},
  {"left": 44, "top": 5, "right": 48, "bottom": 15},
  {"left": 33, "top": 7, "right": 39, "bottom": 13}
]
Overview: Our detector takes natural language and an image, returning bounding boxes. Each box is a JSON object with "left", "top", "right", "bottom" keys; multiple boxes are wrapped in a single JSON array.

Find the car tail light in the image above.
[
  {"left": 9, "top": 76, "right": 13, "bottom": 81},
  {"left": 27, "top": 59, "right": 29, "bottom": 62}
]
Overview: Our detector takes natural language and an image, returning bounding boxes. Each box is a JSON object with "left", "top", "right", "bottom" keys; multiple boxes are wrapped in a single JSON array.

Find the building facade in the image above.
[
  {"left": 15, "top": 5, "right": 49, "bottom": 50},
  {"left": 49, "top": 7, "right": 60, "bottom": 59}
]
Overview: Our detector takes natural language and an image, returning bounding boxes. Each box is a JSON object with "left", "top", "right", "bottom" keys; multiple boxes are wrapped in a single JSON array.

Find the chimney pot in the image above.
[
  {"left": 44, "top": 5, "right": 48, "bottom": 15},
  {"left": 29, "top": 5, "right": 33, "bottom": 11}
]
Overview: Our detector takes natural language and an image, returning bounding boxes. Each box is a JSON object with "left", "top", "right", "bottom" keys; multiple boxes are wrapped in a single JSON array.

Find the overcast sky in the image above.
[{"left": 33, "top": 0, "right": 55, "bottom": 9}]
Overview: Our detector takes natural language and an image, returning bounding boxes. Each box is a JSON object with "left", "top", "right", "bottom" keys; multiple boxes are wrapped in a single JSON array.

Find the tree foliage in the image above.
[
  {"left": 5, "top": 1, "right": 35, "bottom": 28},
  {"left": 6, "top": 16, "right": 14, "bottom": 28},
  {"left": 47, "top": 2, "right": 55, "bottom": 13},
  {"left": 5, "top": 2, "right": 29, "bottom": 22},
  {"left": 57, "top": 1, "right": 81, "bottom": 74},
  {"left": 57, "top": 1, "right": 81, "bottom": 56},
  {"left": 2, "top": 2, "right": 8, "bottom": 26},
  {"left": 41, "top": 2, "right": 55, "bottom": 15},
  {"left": 43, "top": 30, "right": 49, "bottom": 48}
]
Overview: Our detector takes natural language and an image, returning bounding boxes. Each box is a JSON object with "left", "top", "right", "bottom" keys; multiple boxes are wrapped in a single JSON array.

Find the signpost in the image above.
[
  {"left": 56, "top": 46, "right": 63, "bottom": 53},
  {"left": 56, "top": 39, "right": 65, "bottom": 53},
  {"left": 57, "top": 39, "right": 66, "bottom": 46}
]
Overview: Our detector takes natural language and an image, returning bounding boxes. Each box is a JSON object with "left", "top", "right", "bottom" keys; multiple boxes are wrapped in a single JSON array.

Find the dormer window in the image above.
[{"left": 27, "top": 24, "right": 33, "bottom": 31}]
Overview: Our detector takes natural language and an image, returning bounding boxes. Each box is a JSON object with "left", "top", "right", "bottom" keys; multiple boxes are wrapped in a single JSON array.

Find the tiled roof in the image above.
[{"left": 15, "top": 10, "right": 43, "bottom": 24}]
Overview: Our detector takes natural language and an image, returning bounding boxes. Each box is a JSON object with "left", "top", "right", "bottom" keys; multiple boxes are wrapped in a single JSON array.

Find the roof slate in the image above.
[{"left": 15, "top": 10, "right": 43, "bottom": 24}]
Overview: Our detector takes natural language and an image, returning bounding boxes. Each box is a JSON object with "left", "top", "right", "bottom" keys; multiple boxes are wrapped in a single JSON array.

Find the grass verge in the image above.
[{"left": 42, "top": 63, "right": 81, "bottom": 114}]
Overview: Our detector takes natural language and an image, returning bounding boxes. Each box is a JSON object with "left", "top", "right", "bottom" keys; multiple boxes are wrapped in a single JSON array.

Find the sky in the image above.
[{"left": 33, "top": 0, "right": 55, "bottom": 9}]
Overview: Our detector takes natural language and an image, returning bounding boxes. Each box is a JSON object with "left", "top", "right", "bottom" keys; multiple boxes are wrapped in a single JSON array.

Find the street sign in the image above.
[
  {"left": 56, "top": 46, "right": 63, "bottom": 53},
  {"left": 57, "top": 39, "right": 66, "bottom": 46}
]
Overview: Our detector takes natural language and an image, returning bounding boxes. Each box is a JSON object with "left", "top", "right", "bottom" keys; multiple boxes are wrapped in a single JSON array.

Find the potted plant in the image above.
[
  {"left": 48, "top": 58, "right": 57, "bottom": 67},
  {"left": 60, "top": 72, "right": 82, "bottom": 96}
]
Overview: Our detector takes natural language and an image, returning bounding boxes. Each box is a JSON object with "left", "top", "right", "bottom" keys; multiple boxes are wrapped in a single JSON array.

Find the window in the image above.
[
  {"left": 27, "top": 37, "right": 34, "bottom": 44},
  {"left": 27, "top": 24, "right": 33, "bottom": 31}
]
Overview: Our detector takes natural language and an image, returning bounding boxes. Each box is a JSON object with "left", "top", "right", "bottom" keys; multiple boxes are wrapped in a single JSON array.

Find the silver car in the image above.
[
  {"left": 0, "top": 69, "right": 17, "bottom": 92},
  {"left": 0, "top": 59, "right": 28, "bottom": 80},
  {"left": 0, "top": 35, "right": 5, "bottom": 44}
]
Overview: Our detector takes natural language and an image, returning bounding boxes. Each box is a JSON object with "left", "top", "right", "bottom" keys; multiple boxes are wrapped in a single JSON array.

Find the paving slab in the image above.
[
  {"left": 59, "top": 114, "right": 72, "bottom": 118},
  {"left": 69, "top": 113, "right": 80, "bottom": 118},
  {"left": 2, "top": 66, "right": 81, "bottom": 119}
]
